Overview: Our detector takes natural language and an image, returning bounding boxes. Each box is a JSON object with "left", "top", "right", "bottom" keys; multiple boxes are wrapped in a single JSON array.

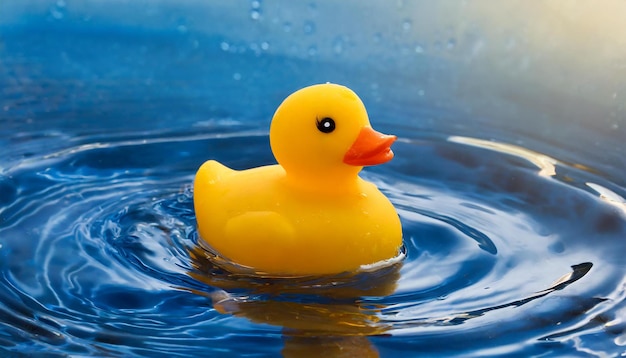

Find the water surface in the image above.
[{"left": 1, "top": 20, "right": 626, "bottom": 358}]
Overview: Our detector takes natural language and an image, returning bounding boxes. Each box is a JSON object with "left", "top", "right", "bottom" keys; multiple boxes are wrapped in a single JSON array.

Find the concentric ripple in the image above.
[{"left": 1, "top": 129, "right": 626, "bottom": 357}]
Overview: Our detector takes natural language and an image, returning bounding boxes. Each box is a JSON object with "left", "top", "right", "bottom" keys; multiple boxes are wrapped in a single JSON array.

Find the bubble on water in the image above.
[
  {"left": 56, "top": 0, "right": 66, "bottom": 7},
  {"left": 233, "top": 73, "right": 242, "bottom": 81},
  {"left": 611, "top": 123, "right": 619, "bottom": 130},
  {"left": 414, "top": 44, "right": 424, "bottom": 54},
  {"left": 418, "top": 89, "right": 425, "bottom": 96},
  {"left": 307, "top": 45, "right": 317, "bottom": 57},
  {"left": 251, "top": 0, "right": 261, "bottom": 9},
  {"left": 220, "top": 42, "right": 230, "bottom": 51},
  {"left": 260, "top": 41, "right": 269, "bottom": 51},
  {"left": 250, "top": 10, "right": 261, "bottom": 21},
  {"left": 283, "top": 22, "right": 292, "bottom": 33},
  {"left": 373, "top": 33, "right": 382, "bottom": 44},
  {"left": 177, "top": 25, "right": 188, "bottom": 34},
  {"left": 303, "top": 21, "right": 316, "bottom": 35}
]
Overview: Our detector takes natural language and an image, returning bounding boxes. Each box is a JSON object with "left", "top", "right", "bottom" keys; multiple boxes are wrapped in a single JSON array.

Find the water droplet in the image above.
[
  {"left": 220, "top": 42, "right": 230, "bottom": 51},
  {"left": 177, "top": 25, "right": 188, "bottom": 34},
  {"left": 332, "top": 37, "right": 344, "bottom": 54},
  {"left": 307, "top": 45, "right": 317, "bottom": 56},
  {"left": 303, "top": 21, "right": 316, "bottom": 35},
  {"left": 447, "top": 38, "right": 456, "bottom": 49},
  {"left": 471, "top": 39, "right": 485, "bottom": 56},
  {"left": 402, "top": 19, "right": 412, "bottom": 31},
  {"left": 56, "top": 0, "right": 66, "bottom": 7},
  {"left": 612, "top": 92, "right": 618, "bottom": 99},
  {"left": 372, "top": 33, "right": 382, "bottom": 43},
  {"left": 260, "top": 41, "right": 269, "bottom": 50},
  {"left": 283, "top": 22, "right": 292, "bottom": 33},
  {"left": 250, "top": 0, "right": 262, "bottom": 21},
  {"left": 233, "top": 73, "right": 242, "bottom": 81},
  {"left": 414, "top": 44, "right": 424, "bottom": 54},
  {"left": 611, "top": 123, "right": 619, "bottom": 130},
  {"left": 50, "top": 7, "right": 64, "bottom": 19},
  {"left": 418, "top": 89, "right": 425, "bottom": 96}
]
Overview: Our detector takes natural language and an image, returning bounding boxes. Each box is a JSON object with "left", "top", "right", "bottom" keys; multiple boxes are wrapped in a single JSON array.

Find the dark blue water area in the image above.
[{"left": 1, "top": 22, "right": 626, "bottom": 357}]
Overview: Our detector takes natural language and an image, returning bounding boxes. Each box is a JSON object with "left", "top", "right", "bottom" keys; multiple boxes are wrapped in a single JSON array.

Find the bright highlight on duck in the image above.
[{"left": 193, "top": 83, "right": 402, "bottom": 275}]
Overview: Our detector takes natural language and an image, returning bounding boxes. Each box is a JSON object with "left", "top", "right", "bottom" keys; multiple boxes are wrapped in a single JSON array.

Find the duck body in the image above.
[
  {"left": 194, "top": 83, "right": 402, "bottom": 276},
  {"left": 194, "top": 161, "right": 401, "bottom": 275}
]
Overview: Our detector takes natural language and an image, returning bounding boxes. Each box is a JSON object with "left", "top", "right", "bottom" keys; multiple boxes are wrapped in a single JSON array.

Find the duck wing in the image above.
[{"left": 222, "top": 211, "right": 296, "bottom": 270}]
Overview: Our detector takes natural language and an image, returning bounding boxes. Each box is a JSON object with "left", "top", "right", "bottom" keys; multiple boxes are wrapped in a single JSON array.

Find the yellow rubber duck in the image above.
[{"left": 193, "top": 83, "right": 402, "bottom": 275}]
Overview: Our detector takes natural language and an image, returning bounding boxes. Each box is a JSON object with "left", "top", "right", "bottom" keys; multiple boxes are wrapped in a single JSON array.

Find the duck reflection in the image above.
[{"left": 187, "top": 244, "right": 402, "bottom": 357}]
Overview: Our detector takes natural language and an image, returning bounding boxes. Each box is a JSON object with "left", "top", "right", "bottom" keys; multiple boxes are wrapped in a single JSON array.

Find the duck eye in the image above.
[{"left": 316, "top": 117, "right": 336, "bottom": 133}]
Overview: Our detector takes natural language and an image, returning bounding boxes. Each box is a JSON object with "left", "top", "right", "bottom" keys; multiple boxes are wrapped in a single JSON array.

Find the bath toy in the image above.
[{"left": 193, "top": 83, "right": 402, "bottom": 275}]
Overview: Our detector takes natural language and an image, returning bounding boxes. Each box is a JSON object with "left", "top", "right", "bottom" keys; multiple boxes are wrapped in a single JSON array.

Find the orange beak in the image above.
[{"left": 343, "top": 127, "right": 397, "bottom": 166}]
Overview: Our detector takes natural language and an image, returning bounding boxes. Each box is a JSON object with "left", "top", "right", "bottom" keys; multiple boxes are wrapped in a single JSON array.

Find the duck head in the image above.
[{"left": 270, "top": 83, "right": 396, "bottom": 188}]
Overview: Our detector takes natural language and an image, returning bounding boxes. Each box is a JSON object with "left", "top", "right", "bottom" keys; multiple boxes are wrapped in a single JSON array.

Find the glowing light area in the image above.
[
  {"left": 587, "top": 182, "right": 626, "bottom": 216},
  {"left": 448, "top": 136, "right": 557, "bottom": 177}
]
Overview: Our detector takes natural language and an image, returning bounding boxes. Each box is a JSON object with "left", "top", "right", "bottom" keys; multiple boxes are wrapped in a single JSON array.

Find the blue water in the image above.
[{"left": 2, "top": 14, "right": 626, "bottom": 358}]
